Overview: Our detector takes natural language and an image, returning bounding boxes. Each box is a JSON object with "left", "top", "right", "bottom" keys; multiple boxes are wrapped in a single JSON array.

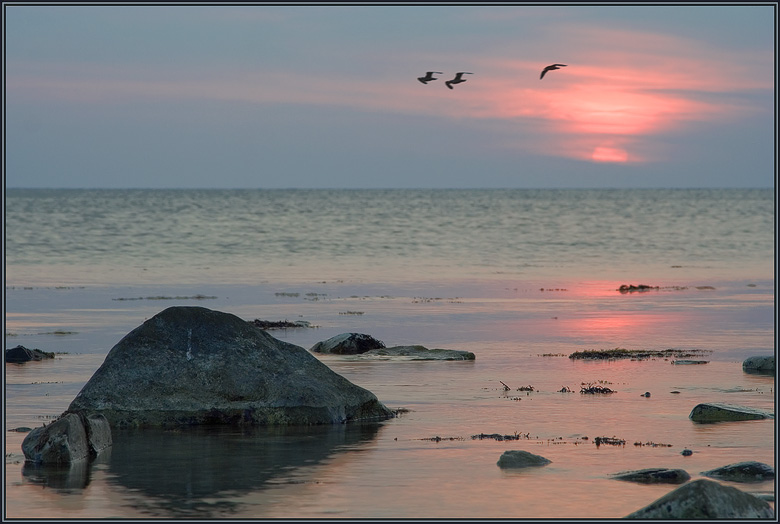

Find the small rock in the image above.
[
  {"left": 22, "top": 412, "right": 111, "bottom": 465},
  {"left": 702, "top": 461, "right": 775, "bottom": 483},
  {"left": 612, "top": 468, "right": 690, "bottom": 484},
  {"left": 5, "top": 345, "right": 55, "bottom": 363},
  {"left": 689, "top": 403, "right": 774, "bottom": 422},
  {"left": 496, "top": 450, "right": 551, "bottom": 469},
  {"left": 742, "top": 355, "right": 775, "bottom": 375},
  {"left": 310, "top": 333, "right": 386, "bottom": 355}
]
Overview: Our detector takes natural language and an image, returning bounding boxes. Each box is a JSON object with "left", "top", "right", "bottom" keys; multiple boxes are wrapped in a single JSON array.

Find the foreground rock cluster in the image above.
[{"left": 22, "top": 306, "right": 396, "bottom": 465}]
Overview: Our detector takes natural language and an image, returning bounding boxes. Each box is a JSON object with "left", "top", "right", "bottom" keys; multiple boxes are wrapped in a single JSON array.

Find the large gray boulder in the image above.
[
  {"left": 22, "top": 412, "right": 111, "bottom": 465},
  {"left": 625, "top": 479, "right": 774, "bottom": 519},
  {"left": 311, "top": 333, "right": 386, "bottom": 355},
  {"left": 743, "top": 355, "right": 775, "bottom": 374},
  {"left": 496, "top": 450, "right": 551, "bottom": 469},
  {"left": 702, "top": 461, "right": 775, "bottom": 483},
  {"left": 68, "top": 306, "right": 394, "bottom": 427},
  {"left": 689, "top": 403, "right": 774, "bottom": 422},
  {"left": 611, "top": 468, "right": 690, "bottom": 484}
]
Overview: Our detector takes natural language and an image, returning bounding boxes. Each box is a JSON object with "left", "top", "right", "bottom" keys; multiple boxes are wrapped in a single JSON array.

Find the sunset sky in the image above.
[{"left": 4, "top": 3, "right": 775, "bottom": 188}]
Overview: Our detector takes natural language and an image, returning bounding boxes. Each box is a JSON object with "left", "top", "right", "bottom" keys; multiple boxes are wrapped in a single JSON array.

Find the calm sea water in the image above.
[{"left": 4, "top": 188, "right": 776, "bottom": 519}]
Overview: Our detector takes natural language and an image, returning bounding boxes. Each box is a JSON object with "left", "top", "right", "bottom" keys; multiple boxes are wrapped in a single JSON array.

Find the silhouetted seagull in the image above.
[
  {"left": 417, "top": 71, "right": 444, "bottom": 84},
  {"left": 540, "top": 64, "right": 567, "bottom": 79},
  {"left": 445, "top": 72, "right": 473, "bottom": 89}
]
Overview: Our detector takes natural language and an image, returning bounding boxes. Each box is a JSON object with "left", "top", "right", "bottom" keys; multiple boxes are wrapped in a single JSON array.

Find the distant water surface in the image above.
[{"left": 5, "top": 188, "right": 774, "bottom": 285}]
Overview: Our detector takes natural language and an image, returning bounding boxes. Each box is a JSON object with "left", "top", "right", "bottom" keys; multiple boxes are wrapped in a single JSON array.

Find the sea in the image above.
[{"left": 3, "top": 188, "right": 776, "bottom": 519}]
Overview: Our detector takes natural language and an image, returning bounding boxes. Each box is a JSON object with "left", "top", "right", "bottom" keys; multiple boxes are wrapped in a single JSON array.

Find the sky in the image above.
[{"left": 3, "top": 3, "right": 776, "bottom": 189}]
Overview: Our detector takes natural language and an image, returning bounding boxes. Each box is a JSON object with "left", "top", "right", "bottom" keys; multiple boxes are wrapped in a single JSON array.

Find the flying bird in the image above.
[
  {"left": 540, "top": 64, "right": 567, "bottom": 79},
  {"left": 445, "top": 72, "right": 473, "bottom": 89},
  {"left": 417, "top": 71, "right": 444, "bottom": 84}
]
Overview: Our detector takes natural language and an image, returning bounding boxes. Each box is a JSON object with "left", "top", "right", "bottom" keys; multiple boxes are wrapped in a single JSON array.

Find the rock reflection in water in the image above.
[
  {"left": 22, "top": 460, "right": 91, "bottom": 491},
  {"left": 105, "top": 423, "right": 382, "bottom": 518}
]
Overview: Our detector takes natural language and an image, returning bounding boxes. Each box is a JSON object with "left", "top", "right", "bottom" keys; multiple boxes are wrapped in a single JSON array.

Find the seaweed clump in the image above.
[
  {"left": 594, "top": 436, "right": 626, "bottom": 447},
  {"left": 251, "top": 319, "right": 312, "bottom": 330},
  {"left": 581, "top": 383, "right": 616, "bottom": 394},
  {"left": 569, "top": 348, "right": 710, "bottom": 361}
]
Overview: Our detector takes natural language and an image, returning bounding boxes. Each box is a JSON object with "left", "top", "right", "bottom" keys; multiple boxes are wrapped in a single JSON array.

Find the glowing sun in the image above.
[{"left": 592, "top": 146, "right": 628, "bottom": 163}]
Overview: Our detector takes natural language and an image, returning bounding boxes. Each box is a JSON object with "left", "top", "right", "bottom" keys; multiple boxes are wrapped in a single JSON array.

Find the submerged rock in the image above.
[
  {"left": 742, "top": 355, "right": 775, "bottom": 375},
  {"left": 5, "top": 345, "right": 55, "bottom": 363},
  {"left": 311, "top": 333, "right": 386, "bottom": 355},
  {"left": 611, "top": 468, "right": 690, "bottom": 484},
  {"left": 689, "top": 403, "right": 774, "bottom": 422},
  {"left": 701, "top": 461, "right": 775, "bottom": 483},
  {"left": 22, "top": 412, "right": 111, "bottom": 465},
  {"left": 625, "top": 478, "right": 774, "bottom": 519},
  {"left": 363, "top": 345, "right": 475, "bottom": 361},
  {"left": 496, "top": 450, "right": 551, "bottom": 469},
  {"left": 68, "top": 306, "right": 395, "bottom": 427}
]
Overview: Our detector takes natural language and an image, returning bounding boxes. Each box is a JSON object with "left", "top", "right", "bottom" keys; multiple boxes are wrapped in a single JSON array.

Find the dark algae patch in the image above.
[
  {"left": 113, "top": 294, "right": 217, "bottom": 301},
  {"left": 617, "top": 284, "right": 716, "bottom": 293},
  {"left": 594, "top": 436, "right": 626, "bottom": 447},
  {"left": 581, "top": 383, "right": 616, "bottom": 394},
  {"left": 569, "top": 347, "right": 711, "bottom": 361},
  {"left": 251, "top": 319, "right": 313, "bottom": 330}
]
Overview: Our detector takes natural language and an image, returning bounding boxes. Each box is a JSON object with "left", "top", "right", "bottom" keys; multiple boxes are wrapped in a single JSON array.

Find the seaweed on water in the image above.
[
  {"left": 634, "top": 441, "right": 673, "bottom": 448},
  {"left": 471, "top": 432, "right": 530, "bottom": 441},
  {"left": 113, "top": 294, "right": 217, "bottom": 301},
  {"left": 569, "top": 347, "right": 711, "bottom": 361},
  {"left": 594, "top": 436, "right": 626, "bottom": 447},
  {"left": 580, "top": 383, "right": 615, "bottom": 394},
  {"left": 251, "top": 319, "right": 312, "bottom": 330}
]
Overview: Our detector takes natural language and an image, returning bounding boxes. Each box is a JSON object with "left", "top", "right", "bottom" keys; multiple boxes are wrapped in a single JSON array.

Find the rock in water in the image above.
[
  {"left": 689, "top": 403, "right": 774, "bottom": 422},
  {"left": 611, "top": 468, "right": 690, "bottom": 484},
  {"left": 22, "top": 412, "right": 111, "bottom": 465},
  {"left": 625, "top": 479, "right": 774, "bottom": 519},
  {"left": 311, "top": 333, "right": 386, "bottom": 355},
  {"left": 742, "top": 355, "right": 775, "bottom": 374},
  {"left": 6, "top": 345, "right": 55, "bottom": 363},
  {"left": 701, "top": 461, "right": 775, "bottom": 483},
  {"left": 67, "top": 306, "right": 394, "bottom": 427},
  {"left": 496, "top": 450, "right": 551, "bottom": 468},
  {"left": 364, "top": 345, "right": 476, "bottom": 360}
]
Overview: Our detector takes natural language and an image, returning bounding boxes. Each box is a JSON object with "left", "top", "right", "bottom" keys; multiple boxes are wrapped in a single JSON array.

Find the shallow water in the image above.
[
  {"left": 5, "top": 279, "right": 775, "bottom": 519},
  {"left": 4, "top": 189, "right": 776, "bottom": 518}
]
